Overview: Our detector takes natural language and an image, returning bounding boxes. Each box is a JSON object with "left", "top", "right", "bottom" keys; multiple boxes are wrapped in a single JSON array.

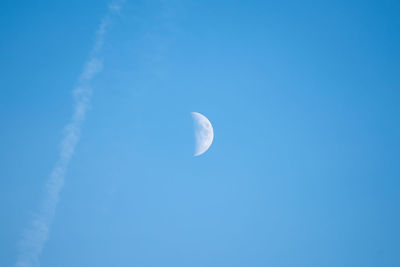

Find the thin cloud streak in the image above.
[{"left": 16, "top": 1, "right": 124, "bottom": 266}]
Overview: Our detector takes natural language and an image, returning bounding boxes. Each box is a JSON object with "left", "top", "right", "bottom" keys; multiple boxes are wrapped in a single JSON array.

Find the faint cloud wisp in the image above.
[{"left": 16, "top": 1, "right": 124, "bottom": 266}]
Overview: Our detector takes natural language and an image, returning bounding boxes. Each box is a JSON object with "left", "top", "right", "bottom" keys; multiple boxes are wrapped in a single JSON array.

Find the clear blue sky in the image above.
[{"left": 1, "top": 0, "right": 400, "bottom": 266}]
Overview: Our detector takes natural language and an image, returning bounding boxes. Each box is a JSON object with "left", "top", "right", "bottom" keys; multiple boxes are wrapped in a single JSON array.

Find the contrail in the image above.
[{"left": 16, "top": 1, "right": 124, "bottom": 266}]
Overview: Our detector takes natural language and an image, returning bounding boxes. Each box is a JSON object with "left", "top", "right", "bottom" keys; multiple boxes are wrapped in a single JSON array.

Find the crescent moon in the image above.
[{"left": 191, "top": 112, "right": 214, "bottom": 156}]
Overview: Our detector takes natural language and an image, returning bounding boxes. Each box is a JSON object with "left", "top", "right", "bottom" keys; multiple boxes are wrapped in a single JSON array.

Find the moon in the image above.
[{"left": 191, "top": 112, "right": 214, "bottom": 156}]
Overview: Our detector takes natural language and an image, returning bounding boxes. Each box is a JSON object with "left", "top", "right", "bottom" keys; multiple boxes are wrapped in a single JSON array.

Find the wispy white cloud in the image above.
[{"left": 16, "top": 1, "right": 124, "bottom": 266}]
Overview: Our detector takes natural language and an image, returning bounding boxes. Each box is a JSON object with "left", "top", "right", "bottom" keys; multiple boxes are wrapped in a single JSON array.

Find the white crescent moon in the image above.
[{"left": 191, "top": 112, "right": 214, "bottom": 156}]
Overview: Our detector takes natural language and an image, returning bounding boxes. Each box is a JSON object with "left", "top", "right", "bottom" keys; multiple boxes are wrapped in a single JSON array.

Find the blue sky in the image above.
[{"left": 1, "top": 0, "right": 400, "bottom": 266}]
